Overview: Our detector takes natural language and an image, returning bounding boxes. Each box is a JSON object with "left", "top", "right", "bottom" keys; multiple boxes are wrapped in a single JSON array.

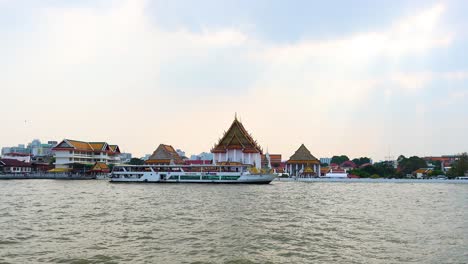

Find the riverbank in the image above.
[
  {"left": 0, "top": 173, "right": 95, "bottom": 180},
  {"left": 275, "top": 177, "right": 468, "bottom": 184}
]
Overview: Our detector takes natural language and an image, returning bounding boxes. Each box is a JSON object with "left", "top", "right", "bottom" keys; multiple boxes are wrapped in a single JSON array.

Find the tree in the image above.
[
  {"left": 373, "top": 161, "right": 397, "bottom": 178},
  {"left": 397, "top": 156, "right": 427, "bottom": 176},
  {"left": 431, "top": 160, "right": 442, "bottom": 171},
  {"left": 348, "top": 168, "right": 370, "bottom": 178},
  {"left": 352, "top": 157, "right": 372, "bottom": 167},
  {"left": 429, "top": 169, "right": 445, "bottom": 177},
  {"left": 331, "top": 155, "right": 349, "bottom": 165},
  {"left": 128, "top": 158, "right": 145, "bottom": 165},
  {"left": 449, "top": 153, "right": 468, "bottom": 177}
]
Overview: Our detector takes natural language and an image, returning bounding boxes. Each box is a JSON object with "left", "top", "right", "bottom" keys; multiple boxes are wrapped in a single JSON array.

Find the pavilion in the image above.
[{"left": 286, "top": 144, "right": 321, "bottom": 177}]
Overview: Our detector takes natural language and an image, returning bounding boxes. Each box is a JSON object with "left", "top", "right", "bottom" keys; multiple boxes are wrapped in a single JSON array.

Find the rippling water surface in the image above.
[{"left": 1, "top": 180, "right": 467, "bottom": 263}]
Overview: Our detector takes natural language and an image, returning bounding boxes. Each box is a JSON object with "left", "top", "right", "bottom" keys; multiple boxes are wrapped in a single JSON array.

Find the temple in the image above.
[
  {"left": 211, "top": 116, "right": 263, "bottom": 169},
  {"left": 146, "top": 144, "right": 183, "bottom": 165},
  {"left": 286, "top": 144, "right": 321, "bottom": 177}
]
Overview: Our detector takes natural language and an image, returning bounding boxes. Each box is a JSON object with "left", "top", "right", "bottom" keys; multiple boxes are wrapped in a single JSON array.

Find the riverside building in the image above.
[{"left": 52, "top": 139, "right": 121, "bottom": 169}]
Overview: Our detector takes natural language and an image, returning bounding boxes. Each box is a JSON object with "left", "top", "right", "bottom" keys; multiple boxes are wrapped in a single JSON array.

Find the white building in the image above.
[
  {"left": 175, "top": 149, "right": 186, "bottom": 158},
  {"left": 52, "top": 139, "right": 121, "bottom": 169},
  {"left": 0, "top": 159, "right": 32, "bottom": 173},
  {"left": 190, "top": 152, "right": 214, "bottom": 161}
]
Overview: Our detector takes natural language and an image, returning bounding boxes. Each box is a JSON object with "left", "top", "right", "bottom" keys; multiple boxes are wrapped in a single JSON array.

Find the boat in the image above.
[{"left": 109, "top": 164, "right": 276, "bottom": 184}]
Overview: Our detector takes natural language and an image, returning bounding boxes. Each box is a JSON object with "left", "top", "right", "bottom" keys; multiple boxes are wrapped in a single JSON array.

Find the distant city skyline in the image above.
[{"left": 1, "top": 0, "right": 468, "bottom": 160}]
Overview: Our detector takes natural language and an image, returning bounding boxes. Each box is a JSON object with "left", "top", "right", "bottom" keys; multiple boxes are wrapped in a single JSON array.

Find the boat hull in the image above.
[{"left": 110, "top": 174, "right": 276, "bottom": 184}]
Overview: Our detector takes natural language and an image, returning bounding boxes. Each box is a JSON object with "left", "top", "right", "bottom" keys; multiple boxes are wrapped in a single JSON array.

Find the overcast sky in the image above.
[{"left": 1, "top": 0, "right": 467, "bottom": 160}]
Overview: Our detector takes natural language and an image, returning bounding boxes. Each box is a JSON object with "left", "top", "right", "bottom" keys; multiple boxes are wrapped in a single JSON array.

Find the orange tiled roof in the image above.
[
  {"left": 67, "top": 140, "right": 93, "bottom": 151},
  {"left": 147, "top": 144, "right": 183, "bottom": 164},
  {"left": 109, "top": 145, "right": 120, "bottom": 153},
  {"left": 53, "top": 139, "right": 119, "bottom": 153},
  {"left": 92, "top": 162, "right": 109, "bottom": 170},
  {"left": 90, "top": 162, "right": 110, "bottom": 172},
  {"left": 414, "top": 168, "right": 432, "bottom": 174},
  {"left": 89, "top": 142, "right": 106, "bottom": 151}
]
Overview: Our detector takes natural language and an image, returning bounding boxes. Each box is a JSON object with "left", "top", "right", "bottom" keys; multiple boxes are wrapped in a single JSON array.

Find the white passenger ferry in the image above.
[{"left": 109, "top": 164, "right": 276, "bottom": 184}]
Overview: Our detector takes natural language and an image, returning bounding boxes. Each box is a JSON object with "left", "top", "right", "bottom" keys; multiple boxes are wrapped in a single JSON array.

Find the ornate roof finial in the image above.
[{"left": 235, "top": 112, "right": 237, "bottom": 121}]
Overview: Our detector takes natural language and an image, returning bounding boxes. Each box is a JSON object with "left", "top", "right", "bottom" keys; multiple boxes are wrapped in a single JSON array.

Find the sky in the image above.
[{"left": 1, "top": 0, "right": 468, "bottom": 161}]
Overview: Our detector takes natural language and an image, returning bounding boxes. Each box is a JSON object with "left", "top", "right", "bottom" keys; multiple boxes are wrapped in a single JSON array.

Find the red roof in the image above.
[
  {"left": 360, "top": 163, "right": 372, "bottom": 168},
  {"left": 0, "top": 159, "right": 31, "bottom": 167},
  {"left": 341, "top": 160, "right": 357, "bottom": 168}
]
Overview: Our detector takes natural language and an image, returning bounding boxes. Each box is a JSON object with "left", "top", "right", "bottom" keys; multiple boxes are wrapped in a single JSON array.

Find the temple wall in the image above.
[{"left": 214, "top": 151, "right": 261, "bottom": 169}]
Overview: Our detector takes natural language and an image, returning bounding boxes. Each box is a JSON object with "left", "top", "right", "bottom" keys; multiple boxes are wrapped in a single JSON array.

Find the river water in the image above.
[{"left": 0, "top": 180, "right": 467, "bottom": 264}]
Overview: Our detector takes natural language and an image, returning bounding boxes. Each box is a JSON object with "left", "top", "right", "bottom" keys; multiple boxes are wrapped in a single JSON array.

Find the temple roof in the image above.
[
  {"left": 147, "top": 144, "right": 183, "bottom": 164},
  {"left": 287, "top": 144, "right": 319, "bottom": 164},
  {"left": 211, "top": 117, "right": 263, "bottom": 154},
  {"left": 108, "top": 145, "right": 120, "bottom": 153},
  {"left": 90, "top": 162, "right": 110, "bottom": 172}
]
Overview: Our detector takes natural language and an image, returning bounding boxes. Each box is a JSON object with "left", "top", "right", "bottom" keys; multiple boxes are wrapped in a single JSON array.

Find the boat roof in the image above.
[{"left": 114, "top": 164, "right": 250, "bottom": 168}]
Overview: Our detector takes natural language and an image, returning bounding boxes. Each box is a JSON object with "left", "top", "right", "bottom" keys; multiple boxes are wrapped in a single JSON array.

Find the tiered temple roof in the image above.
[
  {"left": 146, "top": 144, "right": 183, "bottom": 165},
  {"left": 287, "top": 144, "right": 320, "bottom": 164},
  {"left": 52, "top": 139, "right": 120, "bottom": 154},
  {"left": 211, "top": 117, "right": 263, "bottom": 154},
  {"left": 90, "top": 162, "right": 110, "bottom": 173}
]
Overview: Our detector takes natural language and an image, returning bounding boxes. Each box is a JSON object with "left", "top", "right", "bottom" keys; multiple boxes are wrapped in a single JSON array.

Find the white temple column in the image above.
[
  {"left": 233, "top": 150, "right": 236, "bottom": 162},
  {"left": 318, "top": 164, "right": 321, "bottom": 177},
  {"left": 295, "top": 164, "right": 298, "bottom": 177}
]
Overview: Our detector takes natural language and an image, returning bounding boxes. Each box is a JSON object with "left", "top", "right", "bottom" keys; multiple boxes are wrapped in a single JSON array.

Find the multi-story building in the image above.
[
  {"left": 2, "top": 140, "right": 58, "bottom": 157},
  {"left": 120, "top": 153, "right": 132, "bottom": 163},
  {"left": 320, "top": 157, "right": 332, "bottom": 165},
  {"left": 190, "top": 152, "right": 214, "bottom": 161},
  {"left": 52, "top": 139, "right": 121, "bottom": 169},
  {"left": 176, "top": 149, "right": 186, "bottom": 159},
  {"left": 1, "top": 144, "right": 30, "bottom": 155},
  {"left": 29, "top": 140, "right": 57, "bottom": 157}
]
